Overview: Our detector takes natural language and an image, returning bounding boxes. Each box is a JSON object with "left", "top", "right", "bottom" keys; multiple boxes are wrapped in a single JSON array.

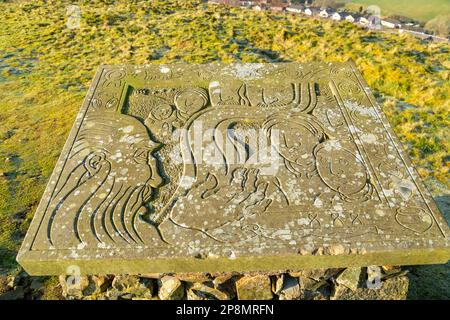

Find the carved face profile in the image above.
[{"left": 47, "top": 111, "right": 162, "bottom": 248}]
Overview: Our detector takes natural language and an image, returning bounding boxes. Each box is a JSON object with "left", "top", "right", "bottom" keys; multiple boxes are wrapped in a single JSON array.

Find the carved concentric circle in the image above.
[{"left": 174, "top": 87, "right": 209, "bottom": 114}]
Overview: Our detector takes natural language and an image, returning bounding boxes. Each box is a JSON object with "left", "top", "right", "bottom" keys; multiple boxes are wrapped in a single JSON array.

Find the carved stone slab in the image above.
[{"left": 17, "top": 62, "right": 450, "bottom": 275}]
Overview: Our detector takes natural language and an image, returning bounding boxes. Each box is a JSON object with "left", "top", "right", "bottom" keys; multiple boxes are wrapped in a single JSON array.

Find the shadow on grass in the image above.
[
  {"left": 406, "top": 195, "right": 450, "bottom": 300},
  {"left": 227, "top": 37, "right": 291, "bottom": 62},
  {"left": 0, "top": 247, "right": 18, "bottom": 275}
]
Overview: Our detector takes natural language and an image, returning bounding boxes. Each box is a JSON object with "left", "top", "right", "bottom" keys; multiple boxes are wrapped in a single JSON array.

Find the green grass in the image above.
[
  {"left": 347, "top": 0, "right": 450, "bottom": 22},
  {"left": 0, "top": 0, "right": 449, "bottom": 298}
]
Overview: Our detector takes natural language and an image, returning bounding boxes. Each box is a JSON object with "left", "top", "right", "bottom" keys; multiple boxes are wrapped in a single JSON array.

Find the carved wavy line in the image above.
[
  {"left": 131, "top": 186, "right": 150, "bottom": 244},
  {"left": 125, "top": 186, "right": 146, "bottom": 244},
  {"left": 102, "top": 183, "right": 124, "bottom": 244},
  {"left": 119, "top": 186, "right": 142, "bottom": 244},
  {"left": 90, "top": 177, "right": 116, "bottom": 243},
  {"left": 110, "top": 185, "right": 132, "bottom": 244},
  {"left": 74, "top": 162, "right": 111, "bottom": 244},
  {"left": 274, "top": 176, "right": 290, "bottom": 206},
  {"left": 69, "top": 146, "right": 111, "bottom": 160},
  {"left": 53, "top": 162, "right": 85, "bottom": 199},
  {"left": 48, "top": 165, "right": 92, "bottom": 246}
]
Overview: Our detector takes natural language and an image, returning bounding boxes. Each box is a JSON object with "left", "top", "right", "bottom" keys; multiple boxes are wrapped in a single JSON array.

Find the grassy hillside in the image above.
[
  {"left": 0, "top": 0, "right": 449, "bottom": 298},
  {"left": 347, "top": 0, "right": 450, "bottom": 22}
]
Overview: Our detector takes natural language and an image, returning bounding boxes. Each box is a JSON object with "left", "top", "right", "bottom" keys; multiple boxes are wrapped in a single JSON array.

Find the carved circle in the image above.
[
  {"left": 174, "top": 88, "right": 208, "bottom": 114},
  {"left": 338, "top": 80, "right": 361, "bottom": 95},
  {"left": 151, "top": 103, "right": 173, "bottom": 120},
  {"left": 91, "top": 98, "right": 102, "bottom": 109},
  {"left": 105, "top": 97, "right": 118, "bottom": 109},
  {"left": 105, "top": 69, "right": 126, "bottom": 81},
  {"left": 88, "top": 154, "right": 103, "bottom": 169},
  {"left": 315, "top": 140, "right": 368, "bottom": 197},
  {"left": 102, "top": 69, "right": 127, "bottom": 88}
]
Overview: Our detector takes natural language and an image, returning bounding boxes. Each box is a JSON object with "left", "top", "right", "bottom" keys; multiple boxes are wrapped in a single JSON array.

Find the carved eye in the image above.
[
  {"left": 133, "top": 148, "right": 150, "bottom": 164},
  {"left": 85, "top": 152, "right": 106, "bottom": 176},
  {"left": 89, "top": 155, "right": 103, "bottom": 169}
]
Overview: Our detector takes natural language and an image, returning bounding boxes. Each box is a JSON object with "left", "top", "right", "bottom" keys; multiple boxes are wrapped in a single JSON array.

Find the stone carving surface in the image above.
[{"left": 18, "top": 62, "right": 450, "bottom": 275}]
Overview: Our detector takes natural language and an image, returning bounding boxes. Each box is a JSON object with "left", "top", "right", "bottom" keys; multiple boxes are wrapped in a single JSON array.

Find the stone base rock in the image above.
[
  {"left": 158, "top": 276, "right": 184, "bottom": 300},
  {"left": 331, "top": 276, "right": 409, "bottom": 300},
  {"left": 236, "top": 275, "right": 273, "bottom": 300},
  {"left": 186, "top": 282, "right": 230, "bottom": 300},
  {"left": 0, "top": 266, "right": 413, "bottom": 300}
]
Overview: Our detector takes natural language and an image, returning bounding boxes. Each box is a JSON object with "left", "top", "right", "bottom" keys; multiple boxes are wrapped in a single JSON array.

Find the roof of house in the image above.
[
  {"left": 267, "top": 0, "right": 289, "bottom": 7},
  {"left": 287, "top": 4, "right": 304, "bottom": 10},
  {"left": 305, "top": 7, "right": 320, "bottom": 13}
]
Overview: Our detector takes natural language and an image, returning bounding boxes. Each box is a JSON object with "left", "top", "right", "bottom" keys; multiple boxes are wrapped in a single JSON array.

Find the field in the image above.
[
  {"left": 0, "top": 0, "right": 449, "bottom": 298},
  {"left": 347, "top": 0, "right": 450, "bottom": 22}
]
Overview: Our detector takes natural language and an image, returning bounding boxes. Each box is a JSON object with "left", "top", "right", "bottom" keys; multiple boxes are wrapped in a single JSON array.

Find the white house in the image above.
[
  {"left": 269, "top": 5, "right": 285, "bottom": 12},
  {"left": 253, "top": 4, "right": 263, "bottom": 11},
  {"left": 345, "top": 14, "right": 355, "bottom": 23},
  {"left": 319, "top": 9, "right": 329, "bottom": 18},
  {"left": 381, "top": 18, "right": 401, "bottom": 29},
  {"left": 331, "top": 12, "right": 341, "bottom": 21},
  {"left": 286, "top": 4, "right": 303, "bottom": 14},
  {"left": 240, "top": 1, "right": 253, "bottom": 8},
  {"left": 359, "top": 16, "right": 370, "bottom": 26}
]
